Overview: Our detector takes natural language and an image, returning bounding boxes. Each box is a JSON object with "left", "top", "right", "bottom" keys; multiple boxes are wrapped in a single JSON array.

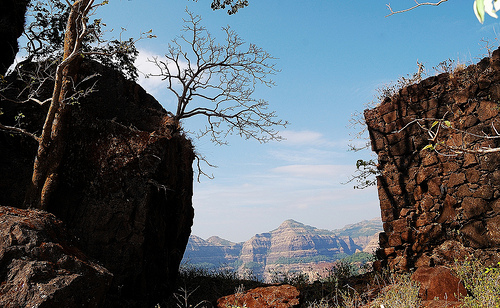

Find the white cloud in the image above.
[
  {"left": 268, "top": 148, "right": 346, "bottom": 164},
  {"left": 134, "top": 48, "right": 191, "bottom": 97},
  {"left": 134, "top": 49, "right": 166, "bottom": 95},
  {"left": 192, "top": 175, "right": 380, "bottom": 242},
  {"left": 271, "top": 164, "right": 353, "bottom": 179},
  {"left": 280, "top": 130, "right": 341, "bottom": 147}
]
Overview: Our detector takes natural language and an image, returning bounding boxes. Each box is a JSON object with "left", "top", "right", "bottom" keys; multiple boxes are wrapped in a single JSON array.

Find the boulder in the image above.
[
  {"left": 411, "top": 266, "right": 467, "bottom": 302},
  {"left": 0, "top": 206, "right": 112, "bottom": 307},
  {"left": 217, "top": 284, "right": 300, "bottom": 308},
  {"left": 0, "top": 60, "right": 195, "bottom": 306}
]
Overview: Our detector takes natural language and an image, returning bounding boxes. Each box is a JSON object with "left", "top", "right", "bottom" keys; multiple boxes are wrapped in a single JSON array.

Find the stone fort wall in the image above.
[{"left": 365, "top": 48, "right": 500, "bottom": 271}]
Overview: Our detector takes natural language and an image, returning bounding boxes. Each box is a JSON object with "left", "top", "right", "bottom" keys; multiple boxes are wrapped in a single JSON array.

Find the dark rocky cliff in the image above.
[
  {"left": 0, "top": 60, "right": 195, "bottom": 306},
  {"left": 365, "top": 48, "right": 500, "bottom": 272},
  {"left": 0, "top": 0, "right": 29, "bottom": 75}
]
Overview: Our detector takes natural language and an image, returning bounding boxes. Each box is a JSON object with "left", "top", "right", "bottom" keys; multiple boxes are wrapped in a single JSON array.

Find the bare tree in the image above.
[
  {"left": 147, "top": 11, "right": 287, "bottom": 179},
  {"left": 1, "top": 1, "right": 259, "bottom": 208},
  {"left": 148, "top": 11, "right": 287, "bottom": 146}
]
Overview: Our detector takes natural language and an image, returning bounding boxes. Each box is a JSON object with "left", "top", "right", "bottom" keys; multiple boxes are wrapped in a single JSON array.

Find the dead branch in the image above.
[
  {"left": 148, "top": 9, "right": 287, "bottom": 145},
  {"left": 386, "top": 0, "right": 449, "bottom": 17}
]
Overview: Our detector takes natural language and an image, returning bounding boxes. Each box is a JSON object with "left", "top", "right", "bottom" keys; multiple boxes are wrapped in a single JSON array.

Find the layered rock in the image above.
[
  {"left": 0, "top": 206, "right": 112, "bottom": 307},
  {"left": 184, "top": 219, "right": 374, "bottom": 281},
  {"left": 184, "top": 235, "right": 242, "bottom": 267},
  {"left": 365, "top": 48, "right": 500, "bottom": 271},
  {"left": 0, "top": 60, "right": 195, "bottom": 306}
]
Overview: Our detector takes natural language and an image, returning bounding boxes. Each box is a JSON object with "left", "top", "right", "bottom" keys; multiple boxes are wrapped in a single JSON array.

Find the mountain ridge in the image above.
[{"left": 182, "top": 218, "right": 383, "bottom": 281}]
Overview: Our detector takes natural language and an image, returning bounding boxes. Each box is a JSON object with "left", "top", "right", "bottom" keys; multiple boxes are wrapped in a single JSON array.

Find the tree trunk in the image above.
[{"left": 25, "top": 0, "right": 91, "bottom": 210}]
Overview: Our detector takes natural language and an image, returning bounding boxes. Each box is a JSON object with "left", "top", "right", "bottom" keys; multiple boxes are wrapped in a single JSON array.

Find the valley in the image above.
[{"left": 182, "top": 218, "right": 382, "bottom": 281}]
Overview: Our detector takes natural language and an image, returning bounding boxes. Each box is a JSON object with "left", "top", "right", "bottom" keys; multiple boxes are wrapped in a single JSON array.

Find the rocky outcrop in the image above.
[
  {"left": 365, "top": 48, "right": 500, "bottom": 271},
  {"left": 0, "top": 0, "right": 29, "bottom": 75},
  {"left": 0, "top": 60, "right": 195, "bottom": 306},
  {"left": 217, "top": 284, "right": 300, "bottom": 308},
  {"left": 0, "top": 206, "right": 112, "bottom": 307}
]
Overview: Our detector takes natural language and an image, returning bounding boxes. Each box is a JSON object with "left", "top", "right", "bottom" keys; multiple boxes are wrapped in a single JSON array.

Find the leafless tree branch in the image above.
[
  {"left": 395, "top": 114, "right": 500, "bottom": 156},
  {"left": 386, "top": 0, "right": 449, "bottom": 17},
  {"left": 148, "top": 9, "right": 287, "bottom": 146},
  {"left": 0, "top": 122, "right": 40, "bottom": 141}
]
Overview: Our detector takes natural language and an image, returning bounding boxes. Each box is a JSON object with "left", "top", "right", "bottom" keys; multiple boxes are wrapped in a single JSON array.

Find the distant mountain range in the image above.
[{"left": 182, "top": 218, "right": 383, "bottom": 281}]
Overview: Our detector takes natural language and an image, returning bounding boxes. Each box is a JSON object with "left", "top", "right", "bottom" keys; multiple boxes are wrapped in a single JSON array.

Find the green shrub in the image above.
[{"left": 454, "top": 260, "right": 500, "bottom": 308}]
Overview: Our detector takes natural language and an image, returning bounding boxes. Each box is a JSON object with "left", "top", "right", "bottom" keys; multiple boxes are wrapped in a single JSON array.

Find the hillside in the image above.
[{"left": 182, "top": 218, "right": 382, "bottom": 281}]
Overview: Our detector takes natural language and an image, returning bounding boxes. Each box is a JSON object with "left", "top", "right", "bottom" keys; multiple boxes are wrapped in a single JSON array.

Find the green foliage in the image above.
[
  {"left": 210, "top": 0, "right": 249, "bottom": 14},
  {"left": 273, "top": 254, "right": 348, "bottom": 265},
  {"left": 340, "top": 252, "right": 374, "bottom": 271},
  {"left": 370, "top": 273, "right": 421, "bottom": 308},
  {"left": 25, "top": 0, "right": 69, "bottom": 60},
  {"left": 345, "top": 159, "right": 378, "bottom": 189},
  {"left": 454, "top": 259, "right": 500, "bottom": 308},
  {"left": 23, "top": 0, "right": 140, "bottom": 80}
]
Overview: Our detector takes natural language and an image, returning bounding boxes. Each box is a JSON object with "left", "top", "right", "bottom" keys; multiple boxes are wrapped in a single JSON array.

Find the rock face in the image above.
[
  {"left": 0, "top": 60, "right": 195, "bottom": 306},
  {"left": 184, "top": 235, "right": 242, "bottom": 267},
  {"left": 335, "top": 217, "right": 383, "bottom": 253},
  {"left": 0, "top": 206, "right": 112, "bottom": 307},
  {"left": 248, "top": 220, "right": 361, "bottom": 280},
  {"left": 365, "top": 47, "right": 500, "bottom": 271},
  {"left": 0, "top": 0, "right": 29, "bottom": 75},
  {"left": 217, "top": 284, "right": 300, "bottom": 308}
]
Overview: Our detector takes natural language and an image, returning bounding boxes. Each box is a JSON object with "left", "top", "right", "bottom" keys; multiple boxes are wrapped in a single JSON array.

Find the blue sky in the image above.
[{"left": 94, "top": 0, "right": 500, "bottom": 242}]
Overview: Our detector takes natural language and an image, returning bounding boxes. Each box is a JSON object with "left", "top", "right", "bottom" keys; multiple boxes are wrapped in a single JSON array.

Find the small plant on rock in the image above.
[{"left": 454, "top": 259, "right": 500, "bottom": 308}]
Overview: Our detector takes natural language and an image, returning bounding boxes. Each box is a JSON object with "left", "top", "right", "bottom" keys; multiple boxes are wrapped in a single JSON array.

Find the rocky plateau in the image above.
[{"left": 182, "top": 218, "right": 382, "bottom": 281}]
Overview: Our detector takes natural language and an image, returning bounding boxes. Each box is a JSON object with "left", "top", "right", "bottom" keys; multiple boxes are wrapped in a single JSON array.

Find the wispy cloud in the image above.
[
  {"left": 134, "top": 49, "right": 166, "bottom": 95},
  {"left": 272, "top": 164, "right": 353, "bottom": 178},
  {"left": 280, "top": 130, "right": 341, "bottom": 147},
  {"left": 135, "top": 48, "right": 191, "bottom": 97}
]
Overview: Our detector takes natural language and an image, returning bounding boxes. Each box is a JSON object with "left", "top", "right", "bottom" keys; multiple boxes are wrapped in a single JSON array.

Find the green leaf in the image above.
[
  {"left": 431, "top": 121, "right": 439, "bottom": 128},
  {"left": 422, "top": 144, "right": 434, "bottom": 151},
  {"left": 444, "top": 120, "right": 452, "bottom": 127},
  {"left": 475, "top": 0, "right": 486, "bottom": 23}
]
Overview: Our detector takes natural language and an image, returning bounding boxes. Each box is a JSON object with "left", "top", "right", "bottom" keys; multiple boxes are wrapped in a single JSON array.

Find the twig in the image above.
[
  {"left": 0, "top": 123, "right": 40, "bottom": 141},
  {"left": 386, "top": 0, "right": 449, "bottom": 17}
]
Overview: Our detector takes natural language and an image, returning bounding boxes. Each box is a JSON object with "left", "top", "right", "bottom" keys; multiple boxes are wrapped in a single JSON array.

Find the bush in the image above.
[
  {"left": 369, "top": 273, "right": 421, "bottom": 308},
  {"left": 162, "top": 264, "right": 263, "bottom": 307},
  {"left": 454, "top": 260, "right": 500, "bottom": 308}
]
